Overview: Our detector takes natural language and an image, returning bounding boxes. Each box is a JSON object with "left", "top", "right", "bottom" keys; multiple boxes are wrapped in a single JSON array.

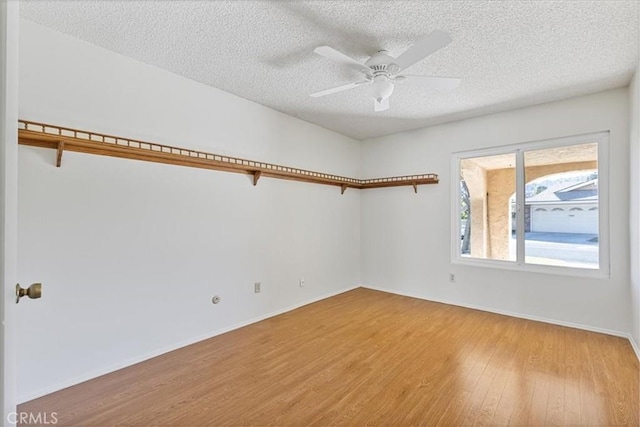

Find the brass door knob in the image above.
[{"left": 16, "top": 283, "right": 42, "bottom": 303}]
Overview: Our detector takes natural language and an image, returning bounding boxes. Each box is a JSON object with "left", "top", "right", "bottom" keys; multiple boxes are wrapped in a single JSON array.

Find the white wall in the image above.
[
  {"left": 17, "top": 20, "right": 362, "bottom": 402},
  {"left": 630, "top": 67, "right": 640, "bottom": 356},
  {"left": 361, "top": 88, "right": 632, "bottom": 335}
]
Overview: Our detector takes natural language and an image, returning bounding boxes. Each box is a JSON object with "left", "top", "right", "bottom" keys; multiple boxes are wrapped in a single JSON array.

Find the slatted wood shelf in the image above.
[{"left": 17, "top": 120, "right": 438, "bottom": 192}]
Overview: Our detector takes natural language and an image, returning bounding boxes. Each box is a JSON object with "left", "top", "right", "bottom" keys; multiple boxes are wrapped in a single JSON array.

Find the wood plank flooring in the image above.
[{"left": 19, "top": 288, "right": 639, "bottom": 426}]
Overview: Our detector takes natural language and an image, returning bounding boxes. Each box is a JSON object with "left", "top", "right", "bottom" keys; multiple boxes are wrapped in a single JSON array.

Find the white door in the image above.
[{"left": 1, "top": 1, "right": 19, "bottom": 425}]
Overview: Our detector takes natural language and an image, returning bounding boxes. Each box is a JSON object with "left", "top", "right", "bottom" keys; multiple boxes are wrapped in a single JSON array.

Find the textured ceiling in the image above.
[{"left": 20, "top": 1, "right": 639, "bottom": 141}]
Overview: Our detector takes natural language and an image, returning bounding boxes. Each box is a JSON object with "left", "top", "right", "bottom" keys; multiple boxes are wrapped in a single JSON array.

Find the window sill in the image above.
[{"left": 451, "top": 256, "right": 610, "bottom": 279}]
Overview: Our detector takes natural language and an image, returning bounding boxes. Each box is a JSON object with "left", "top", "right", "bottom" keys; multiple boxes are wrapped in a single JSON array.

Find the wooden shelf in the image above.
[{"left": 17, "top": 120, "right": 438, "bottom": 193}]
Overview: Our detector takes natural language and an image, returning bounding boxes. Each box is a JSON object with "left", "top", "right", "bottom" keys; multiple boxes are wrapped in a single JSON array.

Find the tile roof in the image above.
[{"left": 526, "top": 179, "right": 598, "bottom": 203}]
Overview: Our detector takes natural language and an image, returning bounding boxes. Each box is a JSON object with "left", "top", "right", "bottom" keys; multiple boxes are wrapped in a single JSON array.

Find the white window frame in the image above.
[{"left": 451, "top": 131, "right": 610, "bottom": 278}]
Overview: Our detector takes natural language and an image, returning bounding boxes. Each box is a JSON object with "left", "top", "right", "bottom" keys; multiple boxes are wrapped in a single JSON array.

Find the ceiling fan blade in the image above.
[
  {"left": 310, "top": 80, "right": 369, "bottom": 98},
  {"left": 394, "top": 30, "right": 453, "bottom": 72},
  {"left": 374, "top": 97, "right": 389, "bottom": 112},
  {"left": 314, "top": 46, "right": 370, "bottom": 74},
  {"left": 401, "top": 75, "right": 461, "bottom": 90}
]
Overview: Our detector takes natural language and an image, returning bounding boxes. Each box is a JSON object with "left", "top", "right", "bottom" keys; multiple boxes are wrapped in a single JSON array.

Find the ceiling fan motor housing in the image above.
[{"left": 365, "top": 50, "right": 399, "bottom": 77}]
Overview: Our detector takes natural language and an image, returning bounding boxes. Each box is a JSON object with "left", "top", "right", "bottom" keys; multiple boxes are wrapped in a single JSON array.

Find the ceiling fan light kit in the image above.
[{"left": 310, "top": 30, "right": 461, "bottom": 112}]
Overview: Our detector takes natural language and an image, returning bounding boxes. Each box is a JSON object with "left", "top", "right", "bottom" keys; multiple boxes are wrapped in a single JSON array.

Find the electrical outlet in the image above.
[
  {"left": 449, "top": 274, "right": 456, "bottom": 282},
  {"left": 254, "top": 282, "right": 261, "bottom": 293},
  {"left": 299, "top": 277, "right": 305, "bottom": 287}
]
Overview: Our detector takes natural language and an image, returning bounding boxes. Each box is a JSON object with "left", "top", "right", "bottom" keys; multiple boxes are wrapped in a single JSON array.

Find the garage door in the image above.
[{"left": 530, "top": 205, "right": 598, "bottom": 234}]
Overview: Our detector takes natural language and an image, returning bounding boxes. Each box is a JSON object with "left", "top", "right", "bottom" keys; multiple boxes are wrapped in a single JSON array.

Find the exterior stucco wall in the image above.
[{"left": 466, "top": 160, "right": 597, "bottom": 259}]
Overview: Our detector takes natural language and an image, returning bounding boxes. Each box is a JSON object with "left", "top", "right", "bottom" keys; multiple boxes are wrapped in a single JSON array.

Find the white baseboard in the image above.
[
  {"left": 362, "top": 284, "right": 633, "bottom": 340},
  {"left": 18, "top": 285, "right": 359, "bottom": 404},
  {"left": 629, "top": 334, "right": 640, "bottom": 362}
]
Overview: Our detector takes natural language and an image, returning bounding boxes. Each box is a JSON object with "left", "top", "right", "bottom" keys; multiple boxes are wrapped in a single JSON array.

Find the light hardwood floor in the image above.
[{"left": 19, "top": 288, "right": 639, "bottom": 426}]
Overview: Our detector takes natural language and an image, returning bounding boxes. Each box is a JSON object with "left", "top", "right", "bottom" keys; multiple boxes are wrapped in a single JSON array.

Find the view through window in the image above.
[
  {"left": 459, "top": 152, "right": 516, "bottom": 262},
  {"left": 455, "top": 135, "right": 606, "bottom": 274}
]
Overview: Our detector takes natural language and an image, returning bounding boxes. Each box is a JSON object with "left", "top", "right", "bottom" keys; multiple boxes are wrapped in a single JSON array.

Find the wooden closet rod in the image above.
[{"left": 17, "top": 120, "right": 438, "bottom": 193}]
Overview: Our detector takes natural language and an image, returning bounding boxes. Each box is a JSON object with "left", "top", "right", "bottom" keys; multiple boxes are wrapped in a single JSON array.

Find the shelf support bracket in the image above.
[
  {"left": 252, "top": 171, "right": 262, "bottom": 186},
  {"left": 56, "top": 140, "right": 64, "bottom": 168},
  {"left": 412, "top": 182, "right": 418, "bottom": 193},
  {"left": 341, "top": 184, "right": 348, "bottom": 195}
]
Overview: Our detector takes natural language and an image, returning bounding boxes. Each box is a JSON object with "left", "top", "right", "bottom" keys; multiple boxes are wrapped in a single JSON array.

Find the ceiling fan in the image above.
[{"left": 310, "top": 30, "right": 460, "bottom": 112}]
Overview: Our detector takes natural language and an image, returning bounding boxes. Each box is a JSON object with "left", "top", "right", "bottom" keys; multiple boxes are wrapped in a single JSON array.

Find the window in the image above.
[{"left": 452, "top": 132, "right": 609, "bottom": 277}]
